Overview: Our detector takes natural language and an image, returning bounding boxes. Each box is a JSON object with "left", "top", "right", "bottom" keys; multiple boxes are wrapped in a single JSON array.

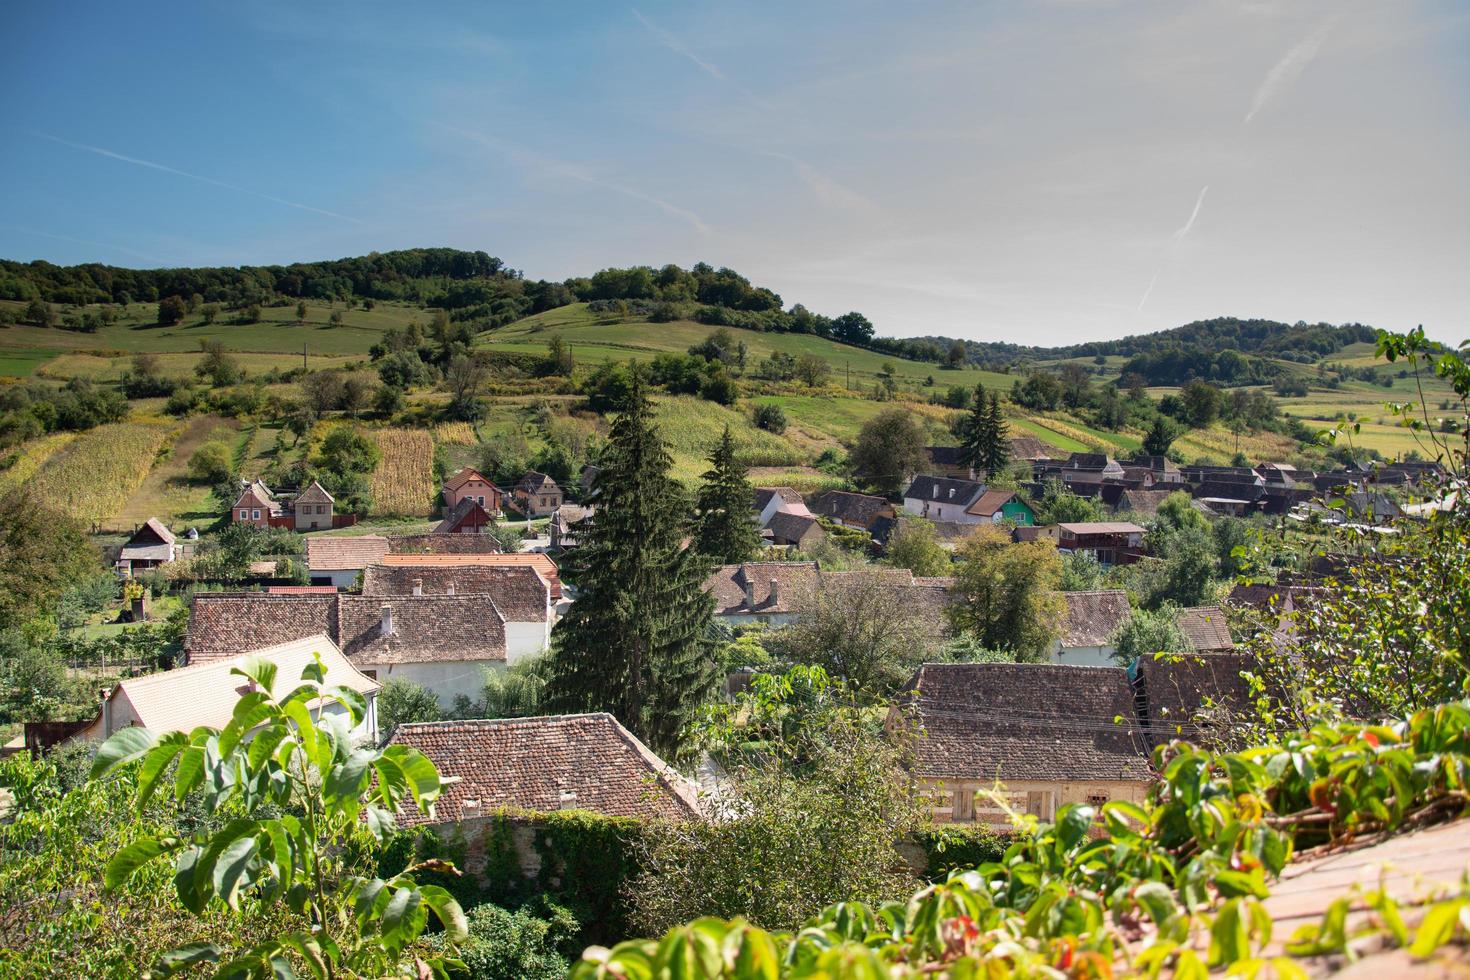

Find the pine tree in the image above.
[
  {"left": 981, "top": 392, "right": 1011, "bottom": 475},
  {"left": 958, "top": 383, "right": 990, "bottom": 473},
  {"left": 695, "top": 426, "right": 762, "bottom": 563},
  {"left": 543, "top": 370, "right": 717, "bottom": 755}
]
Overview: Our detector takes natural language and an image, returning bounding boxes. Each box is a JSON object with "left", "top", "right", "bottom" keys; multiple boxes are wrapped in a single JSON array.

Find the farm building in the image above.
[{"left": 442, "top": 467, "right": 503, "bottom": 515}]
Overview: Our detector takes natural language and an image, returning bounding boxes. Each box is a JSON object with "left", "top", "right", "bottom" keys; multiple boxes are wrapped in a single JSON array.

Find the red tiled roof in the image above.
[
  {"left": 306, "top": 535, "right": 390, "bottom": 572},
  {"left": 966, "top": 488, "right": 1017, "bottom": 517},
  {"left": 1175, "top": 605, "right": 1234, "bottom": 652},
  {"left": 443, "top": 467, "right": 495, "bottom": 492},
  {"left": 361, "top": 563, "right": 550, "bottom": 622},
  {"left": 379, "top": 553, "right": 561, "bottom": 599},
  {"left": 1059, "top": 590, "right": 1132, "bottom": 648},
  {"left": 386, "top": 713, "right": 701, "bottom": 825}
]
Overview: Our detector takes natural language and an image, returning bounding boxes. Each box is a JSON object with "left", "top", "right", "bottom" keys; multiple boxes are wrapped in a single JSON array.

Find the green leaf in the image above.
[
  {"left": 105, "top": 835, "right": 181, "bottom": 891},
  {"left": 418, "top": 884, "right": 468, "bottom": 942},
  {"left": 1056, "top": 803, "right": 1095, "bottom": 849},
  {"left": 321, "top": 685, "right": 367, "bottom": 724},
  {"left": 370, "top": 755, "right": 410, "bottom": 812},
  {"left": 212, "top": 835, "right": 259, "bottom": 909},
  {"left": 174, "top": 846, "right": 207, "bottom": 914},
  {"left": 1411, "top": 899, "right": 1466, "bottom": 957},
  {"left": 283, "top": 700, "right": 318, "bottom": 760},
  {"left": 90, "top": 726, "right": 157, "bottom": 781},
  {"left": 231, "top": 655, "right": 278, "bottom": 695},
  {"left": 381, "top": 886, "right": 422, "bottom": 936},
  {"left": 325, "top": 748, "right": 377, "bottom": 802},
  {"left": 1215, "top": 869, "right": 1269, "bottom": 899},
  {"left": 136, "top": 733, "right": 189, "bottom": 807},
  {"left": 300, "top": 653, "right": 326, "bottom": 685},
  {"left": 280, "top": 934, "right": 327, "bottom": 980},
  {"left": 382, "top": 745, "right": 441, "bottom": 810},
  {"left": 247, "top": 724, "right": 289, "bottom": 772},
  {"left": 152, "top": 943, "right": 221, "bottom": 977},
  {"left": 219, "top": 692, "right": 277, "bottom": 760},
  {"left": 263, "top": 819, "right": 295, "bottom": 897}
]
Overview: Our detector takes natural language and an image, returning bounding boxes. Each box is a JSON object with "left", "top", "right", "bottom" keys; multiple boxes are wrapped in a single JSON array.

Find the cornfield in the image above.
[
  {"left": 0, "top": 432, "right": 76, "bottom": 493},
  {"left": 27, "top": 422, "right": 174, "bottom": 525},
  {"left": 432, "top": 421, "right": 477, "bottom": 446},
  {"left": 370, "top": 428, "right": 436, "bottom": 516}
]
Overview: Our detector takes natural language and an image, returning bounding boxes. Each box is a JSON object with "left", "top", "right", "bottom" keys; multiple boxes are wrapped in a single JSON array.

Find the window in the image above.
[
  {"left": 251, "top": 509, "right": 261, "bottom": 520},
  {"left": 362, "top": 669, "right": 377, "bottom": 680},
  {"left": 239, "top": 510, "right": 248, "bottom": 520},
  {"left": 1086, "top": 793, "right": 1109, "bottom": 808}
]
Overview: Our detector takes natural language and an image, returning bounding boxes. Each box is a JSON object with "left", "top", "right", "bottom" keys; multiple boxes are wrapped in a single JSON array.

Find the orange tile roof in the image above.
[{"left": 377, "top": 552, "right": 561, "bottom": 597}]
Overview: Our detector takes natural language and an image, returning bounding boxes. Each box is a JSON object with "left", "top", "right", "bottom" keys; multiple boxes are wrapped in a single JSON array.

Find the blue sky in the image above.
[{"left": 2, "top": 0, "right": 1467, "bottom": 344}]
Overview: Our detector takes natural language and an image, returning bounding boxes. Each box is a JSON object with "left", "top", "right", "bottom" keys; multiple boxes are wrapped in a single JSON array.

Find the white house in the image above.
[
  {"left": 1049, "top": 590, "right": 1132, "bottom": 667},
  {"left": 903, "top": 475, "right": 987, "bottom": 523},
  {"left": 753, "top": 487, "right": 810, "bottom": 527}
]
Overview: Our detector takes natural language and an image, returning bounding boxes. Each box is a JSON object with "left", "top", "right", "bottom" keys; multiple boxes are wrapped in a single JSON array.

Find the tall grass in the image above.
[{"left": 27, "top": 422, "right": 174, "bottom": 524}]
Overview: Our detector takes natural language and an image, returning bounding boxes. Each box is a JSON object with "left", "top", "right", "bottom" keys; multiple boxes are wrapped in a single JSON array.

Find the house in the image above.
[
  {"left": 442, "top": 468, "right": 503, "bottom": 515},
  {"left": 378, "top": 552, "right": 562, "bottom": 601},
  {"left": 115, "top": 518, "right": 182, "bottom": 577},
  {"left": 703, "top": 563, "right": 954, "bottom": 633},
  {"left": 1050, "top": 590, "right": 1132, "bottom": 666},
  {"left": 1174, "top": 605, "right": 1234, "bottom": 652},
  {"left": 305, "top": 533, "right": 506, "bottom": 588},
  {"left": 433, "top": 498, "right": 495, "bottom": 535},
  {"left": 549, "top": 504, "right": 594, "bottom": 549},
  {"left": 1342, "top": 491, "right": 1403, "bottom": 523},
  {"left": 903, "top": 476, "right": 988, "bottom": 522},
  {"left": 1062, "top": 453, "right": 1125, "bottom": 479},
  {"left": 293, "top": 481, "right": 335, "bottom": 532},
  {"left": 1133, "top": 651, "right": 1254, "bottom": 747},
  {"left": 186, "top": 591, "right": 510, "bottom": 706},
  {"left": 384, "top": 714, "right": 701, "bottom": 826},
  {"left": 1256, "top": 462, "right": 1299, "bottom": 486},
  {"left": 1131, "top": 455, "right": 1184, "bottom": 485},
  {"left": 361, "top": 560, "right": 553, "bottom": 661},
  {"left": 897, "top": 663, "right": 1151, "bottom": 829},
  {"left": 810, "top": 490, "right": 896, "bottom": 532},
  {"left": 513, "top": 471, "right": 564, "bottom": 517},
  {"left": 1195, "top": 496, "right": 1254, "bottom": 518},
  {"left": 924, "top": 446, "right": 976, "bottom": 481},
  {"left": 231, "top": 480, "right": 283, "bottom": 527},
  {"left": 967, "top": 488, "right": 1034, "bottom": 525},
  {"left": 753, "top": 487, "right": 810, "bottom": 527},
  {"left": 1055, "top": 522, "right": 1146, "bottom": 565},
  {"left": 1008, "top": 436, "right": 1053, "bottom": 463},
  {"left": 765, "top": 511, "right": 824, "bottom": 549},
  {"left": 74, "top": 635, "right": 379, "bottom": 746},
  {"left": 1113, "top": 489, "right": 1175, "bottom": 518},
  {"left": 305, "top": 535, "right": 391, "bottom": 587}
]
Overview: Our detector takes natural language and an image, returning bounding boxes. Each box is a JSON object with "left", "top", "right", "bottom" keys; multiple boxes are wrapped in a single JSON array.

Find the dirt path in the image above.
[{"left": 114, "top": 415, "right": 238, "bottom": 530}]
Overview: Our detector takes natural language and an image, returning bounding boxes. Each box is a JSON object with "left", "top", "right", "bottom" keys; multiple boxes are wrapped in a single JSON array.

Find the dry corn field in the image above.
[
  {"left": 0, "top": 431, "right": 76, "bottom": 493},
  {"left": 27, "top": 421, "right": 175, "bottom": 525},
  {"left": 431, "top": 421, "right": 477, "bottom": 446},
  {"left": 370, "top": 428, "right": 436, "bottom": 516}
]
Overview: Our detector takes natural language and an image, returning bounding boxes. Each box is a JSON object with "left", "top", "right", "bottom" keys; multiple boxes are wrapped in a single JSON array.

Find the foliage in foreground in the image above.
[
  {"left": 87, "top": 653, "right": 467, "bottom": 978},
  {"left": 580, "top": 697, "right": 1470, "bottom": 977}
]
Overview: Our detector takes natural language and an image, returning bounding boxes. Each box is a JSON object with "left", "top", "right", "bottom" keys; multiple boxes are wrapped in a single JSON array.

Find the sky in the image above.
[{"left": 1, "top": 0, "right": 1466, "bottom": 345}]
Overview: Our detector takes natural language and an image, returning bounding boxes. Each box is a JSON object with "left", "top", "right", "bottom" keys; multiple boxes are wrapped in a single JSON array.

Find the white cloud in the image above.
[{"left": 1245, "top": 19, "right": 1334, "bottom": 124}]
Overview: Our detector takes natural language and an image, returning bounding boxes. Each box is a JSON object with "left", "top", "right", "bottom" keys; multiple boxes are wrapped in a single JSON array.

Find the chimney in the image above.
[
  {"left": 462, "top": 798, "right": 482, "bottom": 819},
  {"left": 446, "top": 581, "right": 456, "bottom": 595},
  {"left": 558, "top": 789, "right": 579, "bottom": 810},
  {"left": 742, "top": 573, "right": 755, "bottom": 608},
  {"left": 412, "top": 578, "right": 423, "bottom": 597},
  {"left": 769, "top": 577, "right": 780, "bottom": 606},
  {"left": 380, "top": 605, "right": 394, "bottom": 636}
]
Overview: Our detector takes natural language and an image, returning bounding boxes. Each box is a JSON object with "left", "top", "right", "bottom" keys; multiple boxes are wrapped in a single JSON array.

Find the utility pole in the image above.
[
  {"left": 303, "top": 342, "right": 308, "bottom": 371},
  {"left": 846, "top": 361, "right": 850, "bottom": 390}
]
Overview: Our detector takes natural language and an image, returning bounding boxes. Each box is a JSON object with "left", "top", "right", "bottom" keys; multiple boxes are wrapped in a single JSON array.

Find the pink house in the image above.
[
  {"left": 442, "top": 468, "right": 503, "bottom": 516},
  {"left": 232, "top": 481, "right": 282, "bottom": 528}
]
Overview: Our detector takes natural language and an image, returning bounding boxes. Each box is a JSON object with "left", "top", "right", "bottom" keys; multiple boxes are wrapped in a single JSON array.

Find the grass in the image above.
[
  {"left": 0, "top": 298, "right": 420, "bottom": 379},
  {"left": 651, "top": 396, "right": 806, "bottom": 481},
  {"left": 1006, "top": 416, "right": 1089, "bottom": 454},
  {"left": 26, "top": 420, "right": 175, "bottom": 527},
  {"left": 113, "top": 415, "right": 238, "bottom": 528},
  {"left": 370, "top": 428, "right": 436, "bottom": 516}
]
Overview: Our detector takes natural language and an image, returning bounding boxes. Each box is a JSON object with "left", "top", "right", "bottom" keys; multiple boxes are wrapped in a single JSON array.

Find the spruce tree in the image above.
[
  {"left": 694, "top": 426, "right": 762, "bottom": 563},
  {"left": 958, "top": 382, "right": 990, "bottom": 474},
  {"left": 543, "top": 370, "right": 717, "bottom": 755},
  {"left": 982, "top": 392, "right": 1011, "bottom": 475}
]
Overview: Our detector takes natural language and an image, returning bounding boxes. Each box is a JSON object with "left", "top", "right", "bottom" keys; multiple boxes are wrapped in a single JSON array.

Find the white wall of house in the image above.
[
  {"left": 86, "top": 691, "right": 376, "bottom": 744},
  {"left": 505, "top": 621, "right": 551, "bottom": 664},
  {"left": 716, "top": 612, "right": 798, "bottom": 629},
  {"left": 366, "top": 660, "right": 507, "bottom": 708},
  {"left": 757, "top": 496, "right": 809, "bottom": 527},
  {"left": 309, "top": 568, "right": 363, "bottom": 589},
  {"left": 1049, "top": 643, "right": 1115, "bottom": 667},
  {"left": 903, "top": 496, "right": 981, "bottom": 523}
]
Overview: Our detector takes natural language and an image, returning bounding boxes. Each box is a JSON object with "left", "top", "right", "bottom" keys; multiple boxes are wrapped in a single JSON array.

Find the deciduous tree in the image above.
[{"left": 950, "top": 524, "right": 1064, "bottom": 658}]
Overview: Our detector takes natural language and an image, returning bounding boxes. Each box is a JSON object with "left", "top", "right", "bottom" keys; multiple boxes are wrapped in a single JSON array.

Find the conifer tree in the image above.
[
  {"left": 958, "top": 382, "right": 990, "bottom": 474},
  {"left": 695, "top": 426, "right": 762, "bottom": 563},
  {"left": 981, "top": 392, "right": 1011, "bottom": 475},
  {"left": 543, "top": 370, "right": 717, "bottom": 755}
]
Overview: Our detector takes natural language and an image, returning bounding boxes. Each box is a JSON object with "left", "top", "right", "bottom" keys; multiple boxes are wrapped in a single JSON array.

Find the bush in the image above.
[
  {"left": 442, "top": 902, "right": 579, "bottom": 980},
  {"left": 752, "top": 403, "right": 787, "bottom": 435},
  {"left": 912, "top": 825, "right": 1010, "bottom": 881},
  {"left": 187, "top": 441, "right": 234, "bottom": 484},
  {"left": 376, "top": 678, "right": 442, "bottom": 732}
]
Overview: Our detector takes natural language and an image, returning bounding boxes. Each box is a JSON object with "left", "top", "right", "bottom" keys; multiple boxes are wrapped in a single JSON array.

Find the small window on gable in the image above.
[
  {"left": 1086, "top": 792, "right": 1109, "bottom": 809},
  {"left": 252, "top": 509, "right": 261, "bottom": 520}
]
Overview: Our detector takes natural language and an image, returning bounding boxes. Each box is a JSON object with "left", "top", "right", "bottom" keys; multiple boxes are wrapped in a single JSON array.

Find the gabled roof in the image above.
[
  {"left": 379, "top": 552, "right": 561, "bottom": 598},
  {"left": 704, "top": 562, "right": 821, "bottom": 615},
  {"left": 766, "top": 511, "right": 822, "bottom": 544},
  {"left": 232, "top": 483, "right": 277, "bottom": 512},
  {"left": 810, "top": 490, "right": 893, "bottom": 528},
  {"left": 904, "top": 475, "right": 986, "bottom": 506},
  {"left": 433, "top": 498, "right": 493, "bottom": 533},
  {"left": 187, "top": 593, "right": 338, "bottom": 662},
  {"left": 1175, "top": 605, "right": 1234, "bottom": 652},
  {"left": 1060, "top": 590, "right": 1132, "bottom": 648},
  {"left": 107, "top": 635, "right": 378, "bottom": 734},
  {"left": 1118, "top": 489, "right": 1175, "bottom": 517},
  {"left": 1008, "top": 436, "right": 1053, "bottom": 461},
  {"left": 443, "top": 467, "right": 496, "bottom": 492},
  {"left": 753, "top": 487, "right": 804, "bottom": 511},
  {"left": 901, "top": 663, "right": 1151, "bottom": 782},
  {"left": 515, "top": 471, "right": 560, "bottom": 494},
  {"left": 1135, "top": 651, "right": 1254, "bottom": 743},
  {"left": 127, "top": 517, "right": 176, "bottom": 547},
  {"left": 1064, "top": 453, "right": 1115, "bottom": 471},
  {"left": 550, "top": 504, "right": 594, "bottom": 532},
  {"left": 387, "top": 533, "right": 503, "bottom": 556},
  {"left": 966, "top": 488, "right": 1020, "bottom": 517},
  {"left": 306, "top": 535, "right": 390, "bottom": 572},
  {"left": 295, "top": 480, "right": 335, "bottom": 505},
  {"left": 386, "top": 713, "right": 701, "bottom": 826},
  {"left": 361, "top": 563, "right": 550, "bottom": 622}
]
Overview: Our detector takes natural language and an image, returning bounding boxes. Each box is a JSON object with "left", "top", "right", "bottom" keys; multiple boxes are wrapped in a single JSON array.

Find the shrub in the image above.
[
  {"left": 377, "top": 678, "right": 442, "bottom": 732},
  {"left": 752, "top": 403, "right": 787, "bottom": 435},
  {"left": 912, "top": 825, "right": 1010, "bottom": 881},
  {"left": 440, "top": 902, "right": 579, "bottom": 980}
]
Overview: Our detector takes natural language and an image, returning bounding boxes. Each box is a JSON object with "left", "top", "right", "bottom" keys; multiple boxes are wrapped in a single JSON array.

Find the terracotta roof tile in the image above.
[
  {"left": 1135, "top": 652, "right": 1254, "bottom": 744},
  {"left": 1060, "top": 590, "right": 1132, "bottom": 648},
  {"left": 306, "top": 535, "right": 390, "bottom": 572},
  {"left": 1175, "top": 605, "right": 1234, "bottom": 652},
  {"left": 295, "top": 481, "right": 334, "bottom": 505},
  {"left": 433, "top": 498, "right": 492, "bottom": 533},
  {"left": 966, "top": 488, "right": 1017, "bottom": 517},
  {"left": 810, "top": 490, "right": 894, "bottom": 528},
  {"left": 379, "top": 553, "right": 560, "bottom": 599},
  {"left": 361, "top": 563, "right": 550, "bottom": 622},
  {"left": 386, "top": 713, "right": 701, "bottom": 825},
  {"left": 443, "top": 467, "right": 494, "bottom": 492},
  {"left": 901, "top": 663, "right": 1151, "bottom": 782},
  {"left": 387, "top": 534, "right": 504, "bottom": 556}
]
